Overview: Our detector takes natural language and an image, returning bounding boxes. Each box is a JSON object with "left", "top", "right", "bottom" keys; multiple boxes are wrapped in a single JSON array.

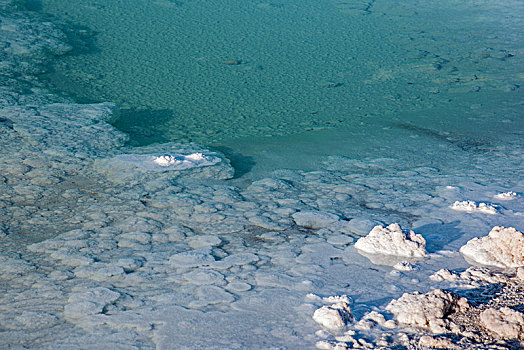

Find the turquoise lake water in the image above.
[{"left": 36, "top": 0, "right": 523, "bottom": 178}]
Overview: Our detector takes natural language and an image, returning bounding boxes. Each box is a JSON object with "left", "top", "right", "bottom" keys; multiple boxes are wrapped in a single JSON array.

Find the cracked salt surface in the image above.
[{"left": 1, "top": 0, "right": 523, "bottom": 349}]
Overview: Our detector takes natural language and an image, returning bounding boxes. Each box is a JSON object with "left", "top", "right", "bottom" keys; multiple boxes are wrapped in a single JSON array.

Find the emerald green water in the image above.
[{"left": 38, "top": 0, "right": 523, "bottom": 176}]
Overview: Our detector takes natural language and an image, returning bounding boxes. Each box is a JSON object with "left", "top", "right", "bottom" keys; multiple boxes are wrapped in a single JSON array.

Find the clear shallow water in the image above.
[{"left": 37, "top": 0, "right": 524, "bottom": 178}]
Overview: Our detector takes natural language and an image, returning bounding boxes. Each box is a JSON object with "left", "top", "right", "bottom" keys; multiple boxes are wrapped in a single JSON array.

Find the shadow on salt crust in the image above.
[{"left": 95, "top": 142, "right": 234, "bottom": 182}]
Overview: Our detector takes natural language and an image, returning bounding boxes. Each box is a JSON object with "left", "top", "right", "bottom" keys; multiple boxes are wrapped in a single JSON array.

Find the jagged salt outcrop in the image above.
[
  {"left": 354, "top": 223, "right": 426, "bottom": 258},
  {"left": 460, "top": 226, "right": 524, "bottom": 268}
]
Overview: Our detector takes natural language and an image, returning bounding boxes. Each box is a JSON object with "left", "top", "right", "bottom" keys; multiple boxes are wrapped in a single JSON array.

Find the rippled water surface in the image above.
[{"left": 37, "top": 0, "right": 523, "bottom": 177}]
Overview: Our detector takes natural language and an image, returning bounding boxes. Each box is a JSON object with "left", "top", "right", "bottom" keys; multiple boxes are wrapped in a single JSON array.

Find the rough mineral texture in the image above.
[
  {"left": 480, "top": 307, "right": 524, "bottom": 340},
  {"left": 312, "top": 301, "right": 353, "bottom": 331},
  {"left": 385, "top": 289, "right": 467, "bottom": 334},
  {"left": 460, "top": 226, "right": 524, "bottom": 268},
  {"left": 354, "top": 223, "right": 426, "bottom": 258}
]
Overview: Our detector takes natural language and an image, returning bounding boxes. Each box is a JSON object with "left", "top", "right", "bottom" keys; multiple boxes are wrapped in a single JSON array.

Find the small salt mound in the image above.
[
  {"left": 385, "top": 289, "right": 467, "bottom": 334},
  {"left": 354, "top": 223, "right": 426, "bottom": 258},
  {"left": 393, "top": 261, "right": 415, "bottom": 271},
  {"left": 459, "top": 226, "right": 524, "bottom": 268},
  {"left": 480, "top": 307, "right": 524, "bottom": 340},
  {"left": 494, "top": 191, "right": 518, "bottom": 200},
  {"left": 312, "top": 301, "right": 353, "bottom": 331},
  {"left": 114, "top": 152, "right": 220, "bottom": 172},
  {"left": 450, "top": 200, "right": 498, "bottom": 214},
  {"left": 95, "top": 142, "right": 234, "bottom": 181}
]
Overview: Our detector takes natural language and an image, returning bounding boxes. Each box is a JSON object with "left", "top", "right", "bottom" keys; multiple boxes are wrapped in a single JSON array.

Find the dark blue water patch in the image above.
[
  {"left": 111, "top": 108, "right": 174, "bottom": 146},
  {"left": 25, "top": 0, "right": 42, "bottom": 12}
]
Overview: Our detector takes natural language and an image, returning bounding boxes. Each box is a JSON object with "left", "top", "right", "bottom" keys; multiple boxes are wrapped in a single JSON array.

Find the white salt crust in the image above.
[
  {"left": 292, "top": 211, "right": 340, "bottom": 229},
  {"left": 460, "top": 226, "right": 524, "bottom": 268},
  {"left": 450, "top": 200, "right": 498, "bottom": 214},
  {"left": 480, "top": 307, "right": 524, "bottom": 340},
  {"left": 354, "top": 223, "right": 427, "bottom": 258},
  {"left": 95, "top": 142, "right": 234, "bottom": 183}
]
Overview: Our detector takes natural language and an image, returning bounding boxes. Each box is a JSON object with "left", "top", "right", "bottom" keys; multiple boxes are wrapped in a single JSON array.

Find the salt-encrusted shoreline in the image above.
[
  {"left": 314, "top": 228, "right": 524, "bottom": 349},
  {"left": 0, "top": 0, "right": 523, "bottom": 349}
]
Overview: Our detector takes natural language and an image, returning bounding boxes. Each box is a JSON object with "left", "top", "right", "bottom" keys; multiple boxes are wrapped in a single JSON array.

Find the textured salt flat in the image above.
[{"left": 0, "top": 0, "right": 523, "bottom": 349}]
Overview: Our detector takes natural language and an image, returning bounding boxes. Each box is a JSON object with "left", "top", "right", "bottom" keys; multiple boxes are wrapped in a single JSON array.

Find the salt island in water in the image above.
[{"left": 0, "top": 0, "right": 523, "bottom": 348}]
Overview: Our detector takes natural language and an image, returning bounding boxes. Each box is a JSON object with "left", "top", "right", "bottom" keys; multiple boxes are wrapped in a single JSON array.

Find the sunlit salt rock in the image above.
[
  {"left": 459, "top": 226, "right": 524, "bottom": 268},
  {"left": 292, "top": 211, "right": 340, "bottom": 229},
  {"left": 354, "top": 223, "right": 426, "bottom": 258},
  {"left": 450, "top": 200, "right": 497, "bottom": 214},
  {"left": 480, "top": 307, "right": 524, "bottom": 340},
  {"left": 418, "top": 336, "right": 456, "bottom": 349},
  {"left": 385, "top": 289, "right": 467, "bottom": 334},
  {"left": 313, "top": 301, "right": 353, "bottom": 330},
  {"left": 494, "top": 191, "right": 518, "bottom": 200}
]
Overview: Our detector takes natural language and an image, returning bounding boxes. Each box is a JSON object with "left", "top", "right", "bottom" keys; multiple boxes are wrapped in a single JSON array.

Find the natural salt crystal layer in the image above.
[
  {"left": 292, "top": 211, "right": 340, "bottom": 230},
  {"left": 459, "top": 226, "right": 524, "bottom": 268},
  {"left": 312, "top": 301, "right": 353, "bottom": 331}
]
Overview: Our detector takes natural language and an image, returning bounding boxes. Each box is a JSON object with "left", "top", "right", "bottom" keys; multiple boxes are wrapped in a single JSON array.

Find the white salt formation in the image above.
[
  {"left": 460, "top": 226, "right": 524, "bottom": 268},
  {"left": 117, "top": 152, "right": 220, "bottom": 171},
  {"left": 385, "top": 289, "right": 468, "bottom": 334},
  {"left": 312, "top": 301, "right": 353, "bottom": 331},
  {"left": 494, "top": 191, "right": 518, "bottom": 200},
  {"left": 480, "top": 307, "right": 524, "bottom": 340},
  {"left": 354, "top": 223, "right": 426, "bottom": 258},
  {"left": 450, "top": 200, "right": 498, "bottom": 214}
]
